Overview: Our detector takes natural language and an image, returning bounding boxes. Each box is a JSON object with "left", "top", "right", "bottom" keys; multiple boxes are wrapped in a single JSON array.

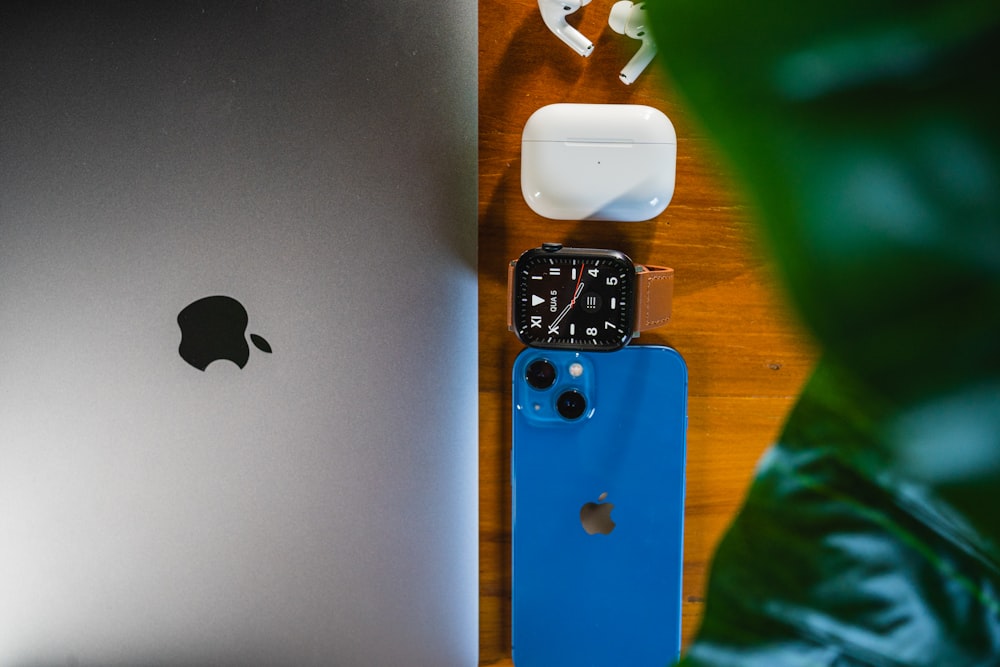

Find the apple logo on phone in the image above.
[
  {"left": 178, "top": 295, "right": 272, "bottom": 371},
  {"left": 579, "top": 492, "right": 616, "bottom": 535}
]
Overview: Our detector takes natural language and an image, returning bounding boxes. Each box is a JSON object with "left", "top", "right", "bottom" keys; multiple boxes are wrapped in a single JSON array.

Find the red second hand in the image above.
[{"left": 570, "top": 263, "right": 585, "bottom": 305}]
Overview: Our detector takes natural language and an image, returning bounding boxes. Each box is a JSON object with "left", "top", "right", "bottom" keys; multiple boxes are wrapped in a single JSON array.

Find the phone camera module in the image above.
[
  {"left": 525, "top": 359, "right": 557, "bottom": 390},
  {"left": 556, "top": 390, "right": 587, "bottom": 420}
]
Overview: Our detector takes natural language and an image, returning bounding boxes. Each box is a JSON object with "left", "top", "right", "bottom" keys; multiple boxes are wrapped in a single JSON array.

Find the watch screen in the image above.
[{"left": 513, "top": 250, "right": 634, "bottom": 350}]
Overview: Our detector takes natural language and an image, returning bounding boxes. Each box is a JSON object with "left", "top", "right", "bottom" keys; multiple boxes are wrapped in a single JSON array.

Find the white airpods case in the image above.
[{"left": 521, "top": 103, "right": 676, "bottom": 221}]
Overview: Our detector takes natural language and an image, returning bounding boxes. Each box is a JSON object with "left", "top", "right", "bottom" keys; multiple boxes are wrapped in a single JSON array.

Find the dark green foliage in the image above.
[{"left": 648, "top": 2, "right": 1000, "bottom": 662}]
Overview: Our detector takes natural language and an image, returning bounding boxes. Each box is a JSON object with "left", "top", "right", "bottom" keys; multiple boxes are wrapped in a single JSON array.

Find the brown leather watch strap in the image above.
[{"left": 633, "top": 264, "right": 674, "bottom": 332}]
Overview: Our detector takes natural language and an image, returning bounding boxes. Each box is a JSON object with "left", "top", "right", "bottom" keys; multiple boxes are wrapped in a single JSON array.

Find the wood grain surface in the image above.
[{"left": 477, "top": 1, "right": 817, "bottom": 664}]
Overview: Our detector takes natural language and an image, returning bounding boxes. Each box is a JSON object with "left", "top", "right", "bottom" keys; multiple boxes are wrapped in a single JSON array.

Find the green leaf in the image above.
[
  {"left": 647, "top": 1, "right": 1000, "bottom": 662},
  {"left": 681, "top": 361, "right": 1000, "bottom": 665}
]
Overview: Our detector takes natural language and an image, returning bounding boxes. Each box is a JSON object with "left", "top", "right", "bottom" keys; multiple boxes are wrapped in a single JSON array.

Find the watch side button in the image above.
[{"left": 541, "top": 243, "right": 563, "bottom": 253}]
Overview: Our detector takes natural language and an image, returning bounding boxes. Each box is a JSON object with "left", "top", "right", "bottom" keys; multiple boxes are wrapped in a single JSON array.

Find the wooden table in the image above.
[{"left": 477, "top": 1, "right": 816, "bottom": 663}]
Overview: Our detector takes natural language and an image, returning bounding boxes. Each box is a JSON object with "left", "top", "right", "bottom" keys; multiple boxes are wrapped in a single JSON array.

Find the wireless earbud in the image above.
[
  {"left": 538, "top": 0, "right": 595, "bottom": 58},
  {"left": 608, "top": 1, "right": 656, "bottom": 84}
]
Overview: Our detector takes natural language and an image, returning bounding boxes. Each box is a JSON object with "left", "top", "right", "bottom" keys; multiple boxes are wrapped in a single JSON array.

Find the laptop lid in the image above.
[{"left": 0, "top": 3, "right": 478, "bottom": 665}]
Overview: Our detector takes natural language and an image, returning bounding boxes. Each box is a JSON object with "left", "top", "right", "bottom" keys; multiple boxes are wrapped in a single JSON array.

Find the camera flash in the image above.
[
  {"left": 533, "top": 403, "right": 542, "bottom": 412},
  {"left": 569, "top": 362, "right": 584, "bottom": 378}
]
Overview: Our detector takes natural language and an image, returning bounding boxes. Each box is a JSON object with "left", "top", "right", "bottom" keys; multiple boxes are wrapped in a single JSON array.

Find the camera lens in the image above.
[
  {"left": 525, "top": 359, "right": 557, "bottom": 390},
  {"left": 556, "top": 390, "right": 587, "bottom": 420}
]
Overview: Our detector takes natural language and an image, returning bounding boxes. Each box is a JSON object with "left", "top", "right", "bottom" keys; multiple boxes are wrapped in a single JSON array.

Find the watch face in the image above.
[{"left": 513, "top": 248, "right": 634, "bottom": 350}]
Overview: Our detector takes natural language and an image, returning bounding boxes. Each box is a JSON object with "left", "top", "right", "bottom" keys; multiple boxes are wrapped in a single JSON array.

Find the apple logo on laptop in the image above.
[
  {"left": 177, "top": 295, "right": 272, "bottom": 371},
  {"left": 579, "top": 492, "right": 616, "bottom": 535}
]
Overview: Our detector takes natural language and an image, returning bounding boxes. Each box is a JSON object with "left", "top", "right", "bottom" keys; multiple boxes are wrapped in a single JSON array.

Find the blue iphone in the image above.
[{"left": 511, "top": 345, "right": 688, "bottom": 666}]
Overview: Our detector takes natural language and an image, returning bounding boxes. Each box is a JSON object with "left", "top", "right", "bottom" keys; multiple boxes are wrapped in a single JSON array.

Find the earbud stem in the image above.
[
  {"left": 555, "top": 24, "right": 595, "bottom": 57},
  {"left": 619, "top": 41, "right": 656, "bottom": 84},
  {"left": 539, "top": 0, "right": 595, "bottom": 57}
]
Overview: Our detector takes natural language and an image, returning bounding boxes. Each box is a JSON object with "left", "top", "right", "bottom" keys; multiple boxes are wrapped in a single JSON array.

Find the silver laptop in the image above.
[{"left": 0, "top": 3, "right": 478, "bottom": 665}]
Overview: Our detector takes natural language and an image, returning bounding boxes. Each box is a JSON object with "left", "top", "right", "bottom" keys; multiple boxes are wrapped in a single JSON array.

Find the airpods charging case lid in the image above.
[{"left": 521, "top": 103, "right": 676, "bottom": 222}]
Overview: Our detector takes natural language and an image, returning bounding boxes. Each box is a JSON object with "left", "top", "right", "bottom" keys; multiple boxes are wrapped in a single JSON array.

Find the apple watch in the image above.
[{"left": 507, "top": 243, "right": 674, "bottom": 351}]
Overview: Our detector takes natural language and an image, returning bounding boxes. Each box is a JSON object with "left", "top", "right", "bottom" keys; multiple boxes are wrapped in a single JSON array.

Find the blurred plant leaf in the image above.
[
  {"left": 647, "top": 1, "right": 1000, "bottom": 662},
  {"left": 679, "top": 361, "right": 1000, "bottom": 665}
]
